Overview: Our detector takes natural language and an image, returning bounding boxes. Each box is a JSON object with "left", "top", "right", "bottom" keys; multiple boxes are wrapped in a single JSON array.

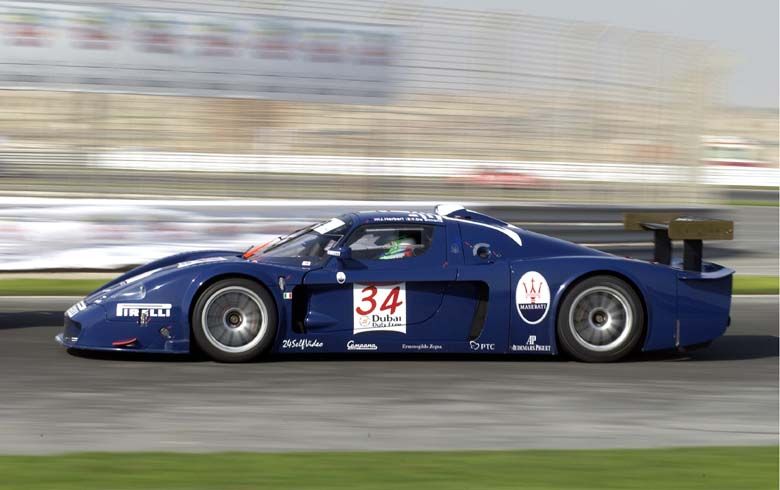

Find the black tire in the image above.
[
  {"left": 191, "top": 278, "right": 277, "bottom": 362},
  {"left": 556, "top": 275, "right": 644, "bottom": 362}
]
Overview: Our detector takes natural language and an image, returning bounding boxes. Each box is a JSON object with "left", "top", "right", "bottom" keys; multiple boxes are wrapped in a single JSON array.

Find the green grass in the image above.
[
  {"left": 733, "top": 275, "right": 779, "bottom": 295},
  {"left": 0, "top": 274, "right": 777, "bottom": 296},
  {"left": 0, "top": 447, "right": 776, "bottom": 490},
  {"left": 725, "top": 199, "right": 779, "bottom": 207},
  {"left": 0, "top": 278, "right": 107, "bottom": 296}
]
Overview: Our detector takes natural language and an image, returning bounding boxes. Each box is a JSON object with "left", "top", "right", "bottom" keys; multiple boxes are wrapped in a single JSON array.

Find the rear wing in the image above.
[{"left": 624, "top": 213, "right": 733, "bottom": 271}]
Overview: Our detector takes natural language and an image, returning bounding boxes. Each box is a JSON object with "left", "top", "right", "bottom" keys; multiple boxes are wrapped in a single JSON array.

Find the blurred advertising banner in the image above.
[{"left": 0, "top": 2, "right": 398, "bottom": 103}]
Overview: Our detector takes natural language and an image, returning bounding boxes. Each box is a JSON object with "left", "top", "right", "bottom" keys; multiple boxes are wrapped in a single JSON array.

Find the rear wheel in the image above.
[
  {"left": 192, "top": 278, "right": 277, "bottom": 362},
  {"left": 557, "top": 275, "right": 644, "bottom": 362}
]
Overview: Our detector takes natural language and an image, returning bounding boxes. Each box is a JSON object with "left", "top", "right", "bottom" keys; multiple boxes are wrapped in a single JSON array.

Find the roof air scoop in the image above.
[{"left": 434, "top": 203, "right": 466, "bottom": 217}]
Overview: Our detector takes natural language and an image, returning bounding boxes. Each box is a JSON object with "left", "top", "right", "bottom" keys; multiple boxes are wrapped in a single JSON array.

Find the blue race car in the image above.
[{"left": 57, "top": 205, "right": 734, "bottom": 362}]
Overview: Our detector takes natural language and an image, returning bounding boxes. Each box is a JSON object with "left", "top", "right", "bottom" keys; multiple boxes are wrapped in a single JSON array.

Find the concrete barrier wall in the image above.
[{"left": 0, "top": 197, "right": 745, "bottom": 271}]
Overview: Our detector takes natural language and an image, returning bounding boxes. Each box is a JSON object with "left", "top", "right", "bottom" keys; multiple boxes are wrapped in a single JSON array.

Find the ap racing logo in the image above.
[{"left": 515, "top": 271, "right": 550, "bottom": 325}]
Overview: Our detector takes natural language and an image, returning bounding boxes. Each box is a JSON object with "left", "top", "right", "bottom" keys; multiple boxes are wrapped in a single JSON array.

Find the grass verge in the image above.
[
  {"left": 0, "top": 447, "right": 776, "bottom": 490},
  {"left": 725, "top": 199, "right": 779, "bottom": 207},
  {"left": 733, "top": 275, "right": 779, "bottom": 295},
  {"left": 0, "top": 275, "right": 777, "bottom": 296},
  {"left": 0, "top": 278, "right": 107, "bottom": 296}
]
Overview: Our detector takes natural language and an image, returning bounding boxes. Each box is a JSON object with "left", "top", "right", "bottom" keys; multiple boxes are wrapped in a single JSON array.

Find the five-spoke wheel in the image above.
[
  {"left": 192, "top": 278, "right": 277, "bottom": 362},
  {"left": 557, "top": 276, "right": 644, "bottom": 362}
]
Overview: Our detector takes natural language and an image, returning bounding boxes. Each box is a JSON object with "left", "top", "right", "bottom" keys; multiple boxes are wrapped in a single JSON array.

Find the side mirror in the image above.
[{"left": 326, "top": 246, "right": 352, "bottom": 260}]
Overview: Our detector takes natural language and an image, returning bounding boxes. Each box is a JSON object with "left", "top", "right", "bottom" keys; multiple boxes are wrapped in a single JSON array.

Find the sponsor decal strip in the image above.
[
  {"left": 281, "top": 338, "right": 324, "bottom": 351},
  {"left": 401, "top": 343, "right": 443, "bottom": 351},
  {"left": 469, "top": 341, "right": 495, "bottom": 351},
  {"left": 353, "top": 282, "right": 407, "bottom": 335},
  {"left": 115, "top": 303, "right": 172, "bottom": 318},
  {"left": 369, "top": 211, "right": 442, "bottom": 224},
  {"left": 512, "top": 335, "right": 551, "bottom": 352},
  {"left": 346, "top": 340, "right": 378, "bottom": 351},
  {"left": 66, "top": 301, "right": 86, "bottom": 318}
]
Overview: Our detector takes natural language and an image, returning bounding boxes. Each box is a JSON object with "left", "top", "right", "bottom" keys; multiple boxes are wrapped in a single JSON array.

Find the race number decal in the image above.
[{"left": 353, "top": 283, "right": 406, "bottom": 335}]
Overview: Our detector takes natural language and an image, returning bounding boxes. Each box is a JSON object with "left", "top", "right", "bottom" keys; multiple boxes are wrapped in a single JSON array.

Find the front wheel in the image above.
[
  {"left": 556, "top": 275, "right": 644, "bottom": 362},
  {"left": 192, "top": 278, "right": 277, "bottom": 362}
]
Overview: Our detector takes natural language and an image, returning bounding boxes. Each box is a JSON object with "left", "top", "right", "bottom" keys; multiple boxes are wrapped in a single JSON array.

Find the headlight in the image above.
[
  {"left": 110, "top": 283, "right": 146, "bottom": 301},
  {"left": 100, "top": 268, "right": 161, "bottom": 301}
]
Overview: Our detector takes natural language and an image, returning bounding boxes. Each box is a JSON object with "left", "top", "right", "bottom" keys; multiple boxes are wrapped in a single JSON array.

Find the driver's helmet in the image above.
[{"left": 379, "top": 237, "right": 417, "bottom": 260}]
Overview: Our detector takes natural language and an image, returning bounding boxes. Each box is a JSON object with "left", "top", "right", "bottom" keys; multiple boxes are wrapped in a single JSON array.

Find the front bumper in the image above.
[
  {"left": 56, "top": 302, "right": 190, "bottom": 354},
  {"left": 55, "top": 332, "right": 75, "bottom": 347}
]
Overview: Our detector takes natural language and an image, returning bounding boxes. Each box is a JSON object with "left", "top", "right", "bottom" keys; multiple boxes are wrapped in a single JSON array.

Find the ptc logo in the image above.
[
  {"left": 516, "top": 271, "right": 551, "bottom": 325},
  {"left": 469, "top": 341, "right": 495, "bottom": 351}
]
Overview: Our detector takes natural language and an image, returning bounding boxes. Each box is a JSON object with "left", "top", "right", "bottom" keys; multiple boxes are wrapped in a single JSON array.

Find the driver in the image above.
[{"left": 378, "top": 236, "right": 417, "bottom": 260}]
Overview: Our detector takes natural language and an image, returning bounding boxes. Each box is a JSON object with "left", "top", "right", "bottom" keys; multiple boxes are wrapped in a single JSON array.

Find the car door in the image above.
[
  {"left": 302, "top": 222, "right": 459, "bottom": 345},
  {"left": 449, "top": 218, "right": 514, "bottom": 353}
]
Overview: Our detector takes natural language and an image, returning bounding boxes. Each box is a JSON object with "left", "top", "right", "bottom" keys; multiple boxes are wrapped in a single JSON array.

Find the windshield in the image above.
[{"left": 247, "top": 217, "right": 351, "bottom": 265}]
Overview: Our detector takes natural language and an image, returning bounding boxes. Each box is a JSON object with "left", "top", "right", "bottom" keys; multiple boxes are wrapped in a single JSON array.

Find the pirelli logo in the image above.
[{"left": 115, "top": 303, "right": 172, "bottom": 318}]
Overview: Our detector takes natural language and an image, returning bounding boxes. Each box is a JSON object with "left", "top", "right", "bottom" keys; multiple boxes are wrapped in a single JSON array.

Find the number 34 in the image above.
[{"left": 355, "top": 285, "right": 403, "bottom": 315}]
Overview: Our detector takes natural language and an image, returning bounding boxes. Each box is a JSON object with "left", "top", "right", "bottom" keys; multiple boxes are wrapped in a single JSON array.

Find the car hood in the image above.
[{"left": 86, "top": 250, "right": 242, "bottom": 301}]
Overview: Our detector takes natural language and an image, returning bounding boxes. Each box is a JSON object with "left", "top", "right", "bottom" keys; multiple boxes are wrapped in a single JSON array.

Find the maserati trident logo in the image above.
[
  {"left": 516, "top": 271, "right": 551, "bottom": 325},
  {"left": 523, "top": 277, "right": 543, "bottom": 303}
]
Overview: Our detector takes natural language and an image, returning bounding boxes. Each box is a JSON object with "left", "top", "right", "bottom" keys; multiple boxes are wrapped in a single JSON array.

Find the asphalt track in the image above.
[{"left": 0, "top": 296, "right": 776, "bottom": 454}]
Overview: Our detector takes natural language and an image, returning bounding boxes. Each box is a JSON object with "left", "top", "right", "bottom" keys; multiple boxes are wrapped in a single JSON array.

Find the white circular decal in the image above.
[
  {"left": 336, "top": 271, "right": 346, "bottom": 285},
  {"left": 515, "top": 271, "right": 551, "bottom": 325}
]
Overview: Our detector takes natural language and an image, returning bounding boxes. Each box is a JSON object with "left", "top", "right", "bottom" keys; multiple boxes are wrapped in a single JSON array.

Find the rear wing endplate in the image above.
[{"left": 624, "top": 213, "right": 733, "bottom": 271}]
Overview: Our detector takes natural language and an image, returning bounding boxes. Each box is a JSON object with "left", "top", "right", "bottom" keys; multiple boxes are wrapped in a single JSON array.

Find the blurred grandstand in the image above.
[
  {"left": 0, "top": 0, "right": 775, "bottom": 206},
  {"left": 0, "top": 0, "right": 777, "bottom": 270}
]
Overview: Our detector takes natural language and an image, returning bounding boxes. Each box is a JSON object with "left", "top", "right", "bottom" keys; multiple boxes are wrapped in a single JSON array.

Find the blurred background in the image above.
[{"left": 0, "top": 0, "right": 776, "bottom": 272}]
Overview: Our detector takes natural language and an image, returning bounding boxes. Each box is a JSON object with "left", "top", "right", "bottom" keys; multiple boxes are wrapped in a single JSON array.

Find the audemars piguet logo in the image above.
[{"left": 511, "top": 335, "right": 552, "bottom": 352}]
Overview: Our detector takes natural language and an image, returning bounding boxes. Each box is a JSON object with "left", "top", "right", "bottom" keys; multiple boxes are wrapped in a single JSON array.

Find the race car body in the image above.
[{"left": 57, "top": 206, "right": 734, "bottom": 362}]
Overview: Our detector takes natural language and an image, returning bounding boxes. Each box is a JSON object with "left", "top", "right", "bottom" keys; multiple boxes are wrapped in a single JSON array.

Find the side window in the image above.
[{"left": 345, "top": 225, "right": 434, "bottom": 261}]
